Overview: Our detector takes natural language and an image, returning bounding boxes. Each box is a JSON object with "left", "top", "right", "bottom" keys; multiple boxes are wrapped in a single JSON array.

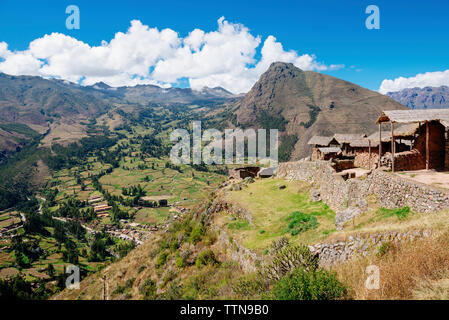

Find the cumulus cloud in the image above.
[
  {"left": 379, "top": 70, "right": 449, "bottom": 94},
  {"left": 0, "top": 17, "right": 342, "bottom": 93}
]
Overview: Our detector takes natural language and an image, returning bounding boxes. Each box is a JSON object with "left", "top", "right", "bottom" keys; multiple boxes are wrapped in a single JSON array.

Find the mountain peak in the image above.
[
  {"left": 265, "top": 62, "right": 303, "bottom": 75},
  {"left": 235, "top": 63, "right": 407, "bottom": 159}
]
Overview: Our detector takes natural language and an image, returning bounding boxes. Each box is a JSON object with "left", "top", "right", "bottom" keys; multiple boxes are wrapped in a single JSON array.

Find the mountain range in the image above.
[
  {"left": 0, "top": 73, "right": 239, "bottom": 154},
  {"left": 0, "top": 63, "right": 410, "bottom": 160},
  {"left": 386, "top": 86, "right": 449, "bottom": 109}
]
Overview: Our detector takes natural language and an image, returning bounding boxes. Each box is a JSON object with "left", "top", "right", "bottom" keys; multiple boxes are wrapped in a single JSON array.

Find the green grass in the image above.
[
  {"left": 0, "top": 123, "right": 41, "bottom": 139},
  {"left": 227, "top": 219, "right": 250, "bottom": 230},
  {"left": 222, "top": 179, "right": 336, "bottom": 252},
  {"left": 377, "top": 207, "right": 411, "bottom": 220}
]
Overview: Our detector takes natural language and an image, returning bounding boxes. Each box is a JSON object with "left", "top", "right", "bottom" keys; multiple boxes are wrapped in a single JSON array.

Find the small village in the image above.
[{"left": 306, "top": 109, "right": 449, "bottom": 188}]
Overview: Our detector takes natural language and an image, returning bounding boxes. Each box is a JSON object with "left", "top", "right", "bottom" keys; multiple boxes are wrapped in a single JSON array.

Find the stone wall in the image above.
[
  {"left": 277, "top": 160, "right": 449, "bottom": 214},
  {"left": 215, "top": 226, "right": 260, "bottom": 273},
  {"left": 309, "top": 229, "right": 432, "bottom": 266},
  {"left": 391, "top": 149, "right": 426, "bottom": 171},
  {"left": 354, "top": 151, "right": 378, "bottom": 169}
]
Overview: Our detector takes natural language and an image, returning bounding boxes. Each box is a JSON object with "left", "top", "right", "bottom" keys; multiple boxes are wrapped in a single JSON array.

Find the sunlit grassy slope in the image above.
[{"left": 219, "top": 178, "right": 336, "bottom": 252}]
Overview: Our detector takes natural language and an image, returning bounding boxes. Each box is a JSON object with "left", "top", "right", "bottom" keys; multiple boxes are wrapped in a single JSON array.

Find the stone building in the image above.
[
  {"left": 376, "top": 109, "right": 449, "bottom": 172},
  {"left": 307, "top": 135, "right": 340, "bottom": 160},
  {"left": 228, "top": 166, "right": 261, "bottom": 179},
  {"left": 333, "top": 133, "right": 367, "bottom": 156}
]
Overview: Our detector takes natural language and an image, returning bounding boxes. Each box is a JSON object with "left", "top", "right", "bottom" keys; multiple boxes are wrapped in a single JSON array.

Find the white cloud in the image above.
[
  {"left": 379, "top": 70, "right": 449, "bottom": 94},
  {"left": 0, "top": 17, "right": 342, "bottom": 94}
]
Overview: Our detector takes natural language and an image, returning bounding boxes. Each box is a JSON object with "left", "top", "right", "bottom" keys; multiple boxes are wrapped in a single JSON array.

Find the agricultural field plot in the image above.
[
  {"left": 47, "top": 123, "right": 227, "bottom": 227},
  {"left": 0, "top": 211, "right": 21, "bottom": 228},
  {"left": 219, "top": 179, "right": 336, "bottom": 253},
  {"left": 0, "top": 232, "right": 94, "bottom": 281}
]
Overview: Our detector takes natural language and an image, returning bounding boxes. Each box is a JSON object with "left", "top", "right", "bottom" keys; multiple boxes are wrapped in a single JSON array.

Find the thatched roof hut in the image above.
[
  {"left": 376, "top": 109, "right": 449, "bottom": 125},
  {"left": 375, "top": 109, "right": 449, "bottom": 172},
  {"left": 333, "top": 133, "right": 367, "bottom": 145},
  {"left": 317, "top": 147, "right": 342, "bottom": 154},
  {"left": 349, "top": 139, "right": 379, "bottom": 148},
  {"left": 307, "top": 135, "right": 338, "bottom": 147}
]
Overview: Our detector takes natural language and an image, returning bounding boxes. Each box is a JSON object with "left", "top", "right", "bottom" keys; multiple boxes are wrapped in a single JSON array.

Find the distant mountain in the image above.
[
  {"left": 0, "top": 73, "right": 240, "bottom": 154},
  {"left": 386, "top": 86, "right": 449, "bottom": 109},
  {"left": 0, "top": 73, "right": 112, "bottom": 154},
  {"left": 234, "top": 62, "right": 407, "bottom": 159},
  {"left": 86, "top": 82, "right": 238, "bottom": 105}
]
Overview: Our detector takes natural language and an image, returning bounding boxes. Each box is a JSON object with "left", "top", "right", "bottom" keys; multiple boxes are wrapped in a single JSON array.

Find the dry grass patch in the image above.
[{"left": 334, "top": 232, "right": 449, "bottom": 299}]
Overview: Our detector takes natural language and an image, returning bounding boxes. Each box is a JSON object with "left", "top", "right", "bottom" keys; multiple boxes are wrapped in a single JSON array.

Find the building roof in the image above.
[
  {"left": 367, "top": 123, "right": 420, "bottom": 143},
  {"left": 376, "top": 109, "right": 449, "bottom": 124},
  {"left": 349, "top": 139, "right": 379, "bottom": 148},
  {"left": 333, "top": 133, "right": 367, "bottom": 144},
  {"left": 318, "top": 147, "right": 342, "bottom": 154},
  {"left": 307, "top": 135, "right": 337, "bottom": 146}
]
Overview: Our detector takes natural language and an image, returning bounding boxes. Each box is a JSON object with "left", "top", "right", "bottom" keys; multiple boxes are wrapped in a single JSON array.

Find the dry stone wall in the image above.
[
  {"left": 277, "top": 160, "right": 449, "bottom": 214},
  {"left": 309, "top": 229, "right": 432, "bottom": 266}
]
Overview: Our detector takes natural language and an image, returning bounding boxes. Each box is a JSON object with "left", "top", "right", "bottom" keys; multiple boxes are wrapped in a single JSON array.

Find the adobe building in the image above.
[
  {"left": 307, "top": 135, "right": 340, "bottom": 160},
  {"left": 333, "top": 134, "right": 367, "bottom": 156},
  {"left": 376, "top": 109, "right": 449, "bottom": 172},
  {"left": 228, "top": 166, "right": 261, "bottom": 179},
  {"left": 352, "top": 124, "right": 417, "bottom": 169}
]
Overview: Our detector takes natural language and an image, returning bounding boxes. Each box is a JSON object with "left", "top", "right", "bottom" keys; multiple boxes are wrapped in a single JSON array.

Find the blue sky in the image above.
[{"left": 0, "top": 0, "right": 448, "bottom": 93}]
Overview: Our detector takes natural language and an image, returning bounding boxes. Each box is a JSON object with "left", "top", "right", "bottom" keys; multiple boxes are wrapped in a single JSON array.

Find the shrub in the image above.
[
  {"left": 263, "top": 242, "right": 318, "bottom": 281},
  {"left": 377, "top": 241, "right": 392, "bottom": 257},
  {"left": 232, "top": 273, "right": 269, "bottom": 299},
  {"left": 195, "top": 249, "right": 218, "bottom": 268},
  {"left": 139, "top": 278, "right": 157, "bottom": 300},
  {"left": 285, "top": 211, "right": 318, "bottom": 236},
  {"left": 175, "top": 253, "right": 184, "bottom": 268},
  {"left": 189, "top": 223, "right": 205, "bottom": 243},
  {"left": 271, "top": 268, "right": 347, "bottom": 300},
  {"left": 156, "top": 251, "right": 169, "bottom": 268},
  {"left": 203, "top": 230, "right": 217, "bottom": 246}
]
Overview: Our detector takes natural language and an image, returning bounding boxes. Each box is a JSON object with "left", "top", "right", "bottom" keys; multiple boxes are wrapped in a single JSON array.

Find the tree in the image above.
[{"left": 47, "top": 264, "right": 55, "bottom": 278}]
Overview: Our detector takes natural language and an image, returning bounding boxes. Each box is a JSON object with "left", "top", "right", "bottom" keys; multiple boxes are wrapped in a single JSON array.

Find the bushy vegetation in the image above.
[
  {"left": 195, "top": 249, "right": 218, "bottom": 268},
  {"left": 300, "top": 105, "right": 321, "bottom": 128},
  {"left": 188, "top": 223, "right": 205, "bottom": 243},
  {"left": 271, "top": 267, "right": 347, "bottom": 300},
  {"left": 256, "top": 111, "right": 288, "bottom": 131},
  {"left": 278, "top": 134, "right": 298, "bottom": 162},
  {"left": 285, "top": 211, "right": 318, "bottom": 236}
]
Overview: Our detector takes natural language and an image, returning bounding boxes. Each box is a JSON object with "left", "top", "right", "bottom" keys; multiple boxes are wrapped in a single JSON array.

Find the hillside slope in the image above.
[{"left": 235, "top": 62, "right": 408, "bottom": 159}]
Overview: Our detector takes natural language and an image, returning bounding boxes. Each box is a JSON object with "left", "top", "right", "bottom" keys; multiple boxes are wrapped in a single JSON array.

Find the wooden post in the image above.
[
  {"left": 378, "top": 123, "right": 382, "bottom": 168},
  {"left": 368, "top": 139, "right": 372, "bottom": 170},
  {"left": 426, "top": 120, "right": 429, "bottom": 170},
  {"left": 391, "top": 121, "right": 395, "bottom": 172},
  {"left": 103, "top": 275, "right": 108, "bottom": 300}
]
